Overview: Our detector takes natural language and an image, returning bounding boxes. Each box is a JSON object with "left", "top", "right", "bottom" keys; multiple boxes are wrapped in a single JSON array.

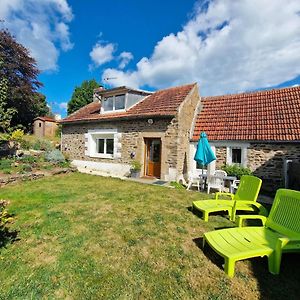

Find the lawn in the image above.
[{"left": 0, "top": 173, "right": 299, "bottom": 299}]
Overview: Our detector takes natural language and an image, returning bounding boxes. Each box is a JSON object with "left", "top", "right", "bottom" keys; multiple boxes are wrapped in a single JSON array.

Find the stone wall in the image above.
[
  {"left": 33, "top": 120, "right": 58, "bottom": 138},
  {"left": 175, "top": 86, "right": 201, "bottom": 179},
  {"left": 248, "top": 143, "right": 300, "bottom": 193},
  {"left": 44, "top": 121, "right": 58, "bottom": 137},
  {"left": 33, "top": 120, "right": 44, "bottom": 137},
  {"left": 215, "top": 147, "right": 226, "bottom": 169},
  {"left": 62, "top": 118, "right": 173, "bottom": 179},
  {"left": 213, "top": 142, "right": 300, "bottom": 193},
  {"left": 61, "top": 85, "right": 200, "bottom": 181}
]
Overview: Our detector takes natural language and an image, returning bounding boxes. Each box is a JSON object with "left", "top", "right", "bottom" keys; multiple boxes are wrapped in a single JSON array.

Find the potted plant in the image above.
[{"left": 130, "top": 160, "right": 142, "bottom": 178}]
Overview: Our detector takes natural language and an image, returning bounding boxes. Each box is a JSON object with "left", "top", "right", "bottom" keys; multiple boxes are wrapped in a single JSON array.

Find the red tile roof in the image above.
[
  {"left": 192, "top": 86, "right": 300, "bottom": 142},
  {"left": 61, "top": 83, "right": 196, "bottom": 123},
  {"left": 34, "top": 116, "right": 57, "bottom": 122}
]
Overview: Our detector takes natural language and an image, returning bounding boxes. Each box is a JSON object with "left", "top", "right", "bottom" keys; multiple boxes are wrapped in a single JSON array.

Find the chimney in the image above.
[{"left": 93, "top": 85, "right": 105, "bottom": 102}]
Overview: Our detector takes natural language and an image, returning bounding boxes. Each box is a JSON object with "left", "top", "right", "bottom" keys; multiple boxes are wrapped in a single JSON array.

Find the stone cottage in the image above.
[
  {"left": 33, "top": 116, "right": 58, "bottom": 138},
  {"left": 190, "top": 86, "right": 300, "bottom": 192},
  {"left": 60, "top": 83, "right": 200, "bottom": 181}
]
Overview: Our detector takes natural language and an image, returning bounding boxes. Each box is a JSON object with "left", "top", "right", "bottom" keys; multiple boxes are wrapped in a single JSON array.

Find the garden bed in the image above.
[
  {"left": 0, "top": 167, "right": 75, "bottom": 187},
  {"left": 0, "top": 147, "right": 75, "bottom": 186}
]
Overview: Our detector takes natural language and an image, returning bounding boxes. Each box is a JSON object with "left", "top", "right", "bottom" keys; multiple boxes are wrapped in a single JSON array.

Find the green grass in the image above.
[{"left": 0, "top": 173, "right": 300, "bottom": 299}]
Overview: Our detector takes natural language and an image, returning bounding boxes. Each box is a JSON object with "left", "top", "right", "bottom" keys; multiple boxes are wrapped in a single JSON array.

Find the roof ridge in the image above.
[
  {"left": 127, "top": 83, "right": 196, "bottom": 112},
  {"left": 153, "top": 82, "right": 197, "bottom": 93},
  {"left": 202, "top": 85, "right": 300, "bottom": 101}
]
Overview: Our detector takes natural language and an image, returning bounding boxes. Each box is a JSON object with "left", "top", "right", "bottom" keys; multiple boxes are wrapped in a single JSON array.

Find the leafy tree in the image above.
[
  {"left": 0, "top": 29, "right": 42, "bottom": 130},
  {"left": 67, "top": 79, "right": 99, "bottom": 115},
  {"left": 0, "top": 59, "right": 16, "bottom": 133},
  {"left": 32, "top": 93, "right": 52, "bottom": 118}
]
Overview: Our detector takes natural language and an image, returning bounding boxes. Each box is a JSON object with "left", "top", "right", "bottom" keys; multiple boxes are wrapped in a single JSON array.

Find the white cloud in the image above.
[
  {"left": 59, "top": 102, "right": 68, "bottom": 110},
  {"left": 118, "top": 51, "right": 133, "bottom": 69},
  {"left": 0, "top": 0, "right": 73, "bottom": 71},
  {"left": 89, "top": 42, "right": 115, "bottom": 69},
  {"left": 102, "top": 0, "right": 300, "bottom": 95}
]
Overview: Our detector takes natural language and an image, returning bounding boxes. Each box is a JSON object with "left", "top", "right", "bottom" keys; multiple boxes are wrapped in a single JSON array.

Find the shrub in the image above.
[
  {"left": 130, "top": 160, "right": 142, "bottom": 171},
  {"left": 0, "top": 133, "right": 9, "bottom": 142},
  {"left": 19, "top": 155, "right": 37, "bottom": 164},
  {"left": 45, "top": 149, "right": 65, "bottom": 163},
  {"left": 0, "top": 200, "right": 13, "bottom": 229},
  {"left": 58, "top": 160, "right": 71, "bottom": 168},
  {"left": 18, "top": 164, "right": 32, "bottom": 173},
  {"left": 0, "top": 159, "right": 13, "bottom": 171},
  {"left": 55, "top": 124, "right": 62, "bottom": 137},
  {"left": 19, "top": 139, "right": 31, "bottom": 150},
  {"left": 32, "top": 139, "right": 53, "bottom": 151},
  {"left": 10, "top": 129, "right": 24, "bottom": 141},
  {"left": 221, "top": 164, "right": 252, "bottom": 179}
]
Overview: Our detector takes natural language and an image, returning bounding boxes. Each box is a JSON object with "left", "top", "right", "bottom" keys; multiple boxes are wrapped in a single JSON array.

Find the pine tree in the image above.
[{"left": 67, "top": 79, "right": 100, "bottom": 115}]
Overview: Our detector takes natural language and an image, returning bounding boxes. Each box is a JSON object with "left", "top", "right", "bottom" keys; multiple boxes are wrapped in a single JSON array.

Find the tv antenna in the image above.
[{"left": 104, "top": 77, "right": 117, "bottom": 81}]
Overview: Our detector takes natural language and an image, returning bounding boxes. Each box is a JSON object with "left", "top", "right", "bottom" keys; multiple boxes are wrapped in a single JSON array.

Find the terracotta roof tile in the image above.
[
  {"left": 34, "top": 116, "right": 57, "bottom": 122},
  {"left": 61, "top": 83, "right": 196, "bottom": 123},
  {"left": 192, "top": 86, "right": 300, "bottom": 142}
]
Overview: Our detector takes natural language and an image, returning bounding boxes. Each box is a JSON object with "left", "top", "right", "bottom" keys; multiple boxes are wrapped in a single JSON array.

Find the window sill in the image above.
[
  {"left": 100, "top": 109, "right": 126, "bottom": 114},
  {"left": 89, "top": 153, "right": 114, "bottom": 159}
]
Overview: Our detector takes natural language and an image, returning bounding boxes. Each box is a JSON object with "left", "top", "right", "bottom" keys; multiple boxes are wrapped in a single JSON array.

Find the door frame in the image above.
[{"left": 144, "top": 137, "right": 162, "bottom": 178}]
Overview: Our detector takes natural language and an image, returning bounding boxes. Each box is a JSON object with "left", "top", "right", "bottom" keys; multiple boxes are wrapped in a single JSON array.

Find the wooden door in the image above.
[{"left": 144, "top": 138, "right": 161, "bottom": 178}]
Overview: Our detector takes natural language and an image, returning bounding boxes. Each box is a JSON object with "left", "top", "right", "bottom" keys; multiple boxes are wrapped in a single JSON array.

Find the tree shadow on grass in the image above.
[
  {"left": 250, "top": 253, "right": 300, "bottom": 300},
  {"left": 0, "top": 227, "right": 19, "bottom": 248},
  {"left": 194, "top": 236, "right": 300, "bottom": 300}
]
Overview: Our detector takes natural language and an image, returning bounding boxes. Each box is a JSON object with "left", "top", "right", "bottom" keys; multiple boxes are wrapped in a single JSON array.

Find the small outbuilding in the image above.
[{"left": 33, "top": 116, "right": 58, "bottom": 138}]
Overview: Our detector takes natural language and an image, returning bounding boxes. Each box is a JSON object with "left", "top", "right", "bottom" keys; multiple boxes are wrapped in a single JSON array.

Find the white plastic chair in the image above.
[
  {"left": 186, "top": 170, "right": 206, "bottom": 191},
  {"left": 230, "top": 179, "right": 240, "bottom": 194},
  {"left": 207, "top": 170, "right": 227, "bottom": 194}
]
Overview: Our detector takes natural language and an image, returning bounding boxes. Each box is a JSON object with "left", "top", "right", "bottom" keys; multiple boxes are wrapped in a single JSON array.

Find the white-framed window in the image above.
[
  {"left": 231, "top": 148, "right": 242, "bottom": 164},
  {"left": 226, "top": 144, "right": 248, "bottom": 167},
  {"left": 86, "top": 129, "right": 120, "bottom": 159},
  {"left": 102, "top": 94, "right": 125, "bottom": 112},
  {"left": 96, "top": 138, "right": 114, "bottom": 155}
]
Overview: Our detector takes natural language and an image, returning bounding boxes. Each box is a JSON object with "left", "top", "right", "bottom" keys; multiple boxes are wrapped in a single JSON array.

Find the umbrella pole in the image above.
[{"left": 201, "top": 164, "right": 204, "bottom": 191}]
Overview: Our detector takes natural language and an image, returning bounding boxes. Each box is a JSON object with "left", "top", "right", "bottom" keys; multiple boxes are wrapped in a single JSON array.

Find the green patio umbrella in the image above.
[{"left": 194, "top": 132, "right": 216, "bottom": 174}]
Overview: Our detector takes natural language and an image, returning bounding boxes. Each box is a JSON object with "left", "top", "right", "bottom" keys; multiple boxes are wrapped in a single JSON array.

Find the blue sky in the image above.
[
  {"left": 1, "top": 0, "right": 300, "bottom": 117},
  {"left": 38, "top": 0, "right": 197, "bottom": 115}
]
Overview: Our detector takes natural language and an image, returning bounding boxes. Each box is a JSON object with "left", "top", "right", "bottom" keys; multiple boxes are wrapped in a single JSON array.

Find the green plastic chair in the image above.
[
  {"left": 192, "top": 175, "right": 266, "bottom": 221},
  {"left": 203, "top": 189, "right": 300, "bottom": 277}
]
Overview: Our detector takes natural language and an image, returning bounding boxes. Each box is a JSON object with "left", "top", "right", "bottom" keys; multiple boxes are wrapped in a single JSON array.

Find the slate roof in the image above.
[
  {"left": 61, "top": 83, "right": 196, "bottom": 124},
  {"left": 192, "top": 86, "right": 300, "bottom": 142}
]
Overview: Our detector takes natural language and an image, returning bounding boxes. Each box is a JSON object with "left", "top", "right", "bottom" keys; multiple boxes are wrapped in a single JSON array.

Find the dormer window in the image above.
[{"left": 102, "top": 94, "right": 125, "bottom": 112}]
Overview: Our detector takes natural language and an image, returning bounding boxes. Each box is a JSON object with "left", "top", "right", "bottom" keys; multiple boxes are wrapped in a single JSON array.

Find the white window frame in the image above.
[
  {"left": 87, "top": 129, "right": 118, "bottom": 159},
  {"left": 96, "top": 137, "right": 114, "bottom": 156},
  {"left": 101, "top": 94, "right": 126, "bottom": 113},
  {"left": 226, "top": 143, "right": 249, "bottom": 167}
]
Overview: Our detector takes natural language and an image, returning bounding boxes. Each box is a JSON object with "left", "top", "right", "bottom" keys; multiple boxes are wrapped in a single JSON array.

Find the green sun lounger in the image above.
[
  {"left": 192, "top": 175, "right": 266, "bottom": 221},
  {"left": 203, "top": 189, "right": 300, "bottom": 277}
]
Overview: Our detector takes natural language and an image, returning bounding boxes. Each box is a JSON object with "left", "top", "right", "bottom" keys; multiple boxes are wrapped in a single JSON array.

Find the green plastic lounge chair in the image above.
[
  {"left": 203, "top": 189, "right": 300, "bottom": 277},
  {"left": 192, "top": 175, "right": 266, "bottom": 221}
]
